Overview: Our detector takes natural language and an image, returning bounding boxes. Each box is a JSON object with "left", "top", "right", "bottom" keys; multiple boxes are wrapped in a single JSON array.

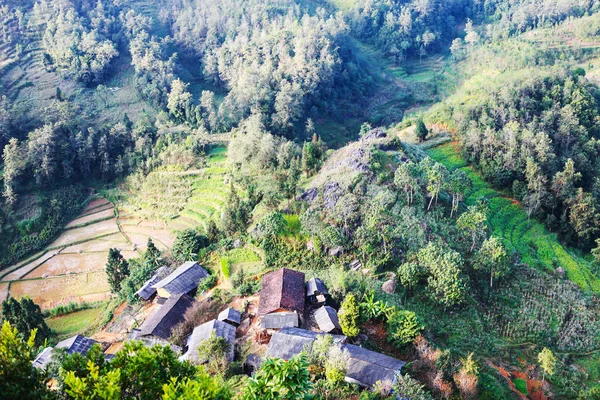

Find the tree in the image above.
[
  {"left": 567, "top": 188, "right": 599, "bottom": 241},
  {"left": 143, "top": 238, "right": 162, "bottom": 268},
  {"left": 167, "top": 79, "right": 193, "bottom": 123},
  {"left": 473, "top": 237, "right": 510, "bottom": 289},
  {"left": 3, "top": 137, "right": 25, "bottom": 207},
  {"left": 387, "top": 309, "right": 423, "bottom": 347},
  {"left": 196, "top": 332, "right": 231, "bottom": 375},
  {"left": 538, "top": 347, "right": 557, "bottom": 383},
  {"left": 418, "top": 243, "right": 468, "bottom": 307},
  {"left": 592, "top": 238, "right": 600, "bottom": 275},
  {"left": 464, "top": 19, "right": 479, "bottom": 48},
  {"left": 338, "top": 294, "right": 360, "bottom": 338},
  {"left": 415, "top": 119, "right": 428, "bottom": 142},
  {"left": 62, "top": 341, "right": 197, "bottom": 400},
  {"left": 421, "top": 158, "right": 446, "bottom": 210},
  {"left": 448, "top": 169, "right": 471, "bottom": 218},
  {"left": 393, "top": 373, "right": 434, "bottom": 400},
  {"left": 243, "top": 355, "right": 312, "bottom": 400},
  {"left": 1, "top": 297, "right": 50, "bottom": 346},
  {"left": 172, "top": 229, "right": 209, "bottom": 261},
  {"left": 457, "top": 204, "right": 488, "bottom": 252},
  {"left": 106, "top": 248, "right": 129, "bottom": 293},
  {"left": 394, "top": 161, "right": 421, "bottom": 206},
  {"left": 524, "top": 158, "right": 548, "bottom": 222},
  {"left": 162, "top": 372, "right": 231, "bottom": 400},
  {"left": 397, "top": 262, "right": 424, "bottom": 294},
  {"left": 0, "top": 321, "right": 52, "bottom": 400}
]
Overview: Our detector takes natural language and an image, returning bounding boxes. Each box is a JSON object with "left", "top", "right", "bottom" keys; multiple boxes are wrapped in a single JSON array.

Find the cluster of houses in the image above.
[{"left": 34, "top": 263, "right": 405, "bottom": 389}]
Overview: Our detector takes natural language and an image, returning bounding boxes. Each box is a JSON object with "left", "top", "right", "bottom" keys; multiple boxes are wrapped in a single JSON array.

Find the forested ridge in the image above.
[{"left": 3, "top": 0, "right": 600, "bottom": 399}]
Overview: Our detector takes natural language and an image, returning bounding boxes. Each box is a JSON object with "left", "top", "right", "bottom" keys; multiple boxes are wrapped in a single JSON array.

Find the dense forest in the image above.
[{"left": 3, "top": 0, "right": 600, "bottom": 399}]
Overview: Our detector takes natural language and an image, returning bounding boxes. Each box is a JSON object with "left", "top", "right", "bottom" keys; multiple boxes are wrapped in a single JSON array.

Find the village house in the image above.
[
  {"left": 266, "top": 327, "right": 405, "bottom": 388},
  {"left": 33, "top": 335, "right": 98, "bottom": 370},
  {"left": 129, "top": 293, "right": 195, "bottom": 348},
  {"left": 217, "top": 307, "right": 242, "bottom": 327},
  {"left": 151, "top": 261, "right": 209, "bottom": 299},
  {"left": 306, "top": 277, "right": 328, "bottom": 304},
  {"left": 135, "top": 266, "right": 171, "bottom": 300},
  {"left": 258, "top": 268, "right": 306, "bottom": 330},
  {"left": 313, "top": 305, "right": 342, "bottom": 333},
  {"left": 181, "top": 319, "right": 236, "bottom": 364},
  {"left": 265, "top": 327, "right": 346, "bottom": 360}
]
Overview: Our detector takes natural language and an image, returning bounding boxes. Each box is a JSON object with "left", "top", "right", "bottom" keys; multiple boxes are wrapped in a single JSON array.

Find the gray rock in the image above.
[
  {"left": 556, "top": 267, "right": 566, "bottom": 278},
  {"left": 329, "top": 246, "right": 343, "bottom": 257},
  {"left": 382, "top": 279, "right": 396, "bottom": 294},
  {"left": 299, "top": 187, "right": 318, "bottom": 203},
  {"left": 360, "top": 128, "right": 387, "bottom": 141},
  {"left": 233, "top": 239, "right": 243, "bottom": 248}
]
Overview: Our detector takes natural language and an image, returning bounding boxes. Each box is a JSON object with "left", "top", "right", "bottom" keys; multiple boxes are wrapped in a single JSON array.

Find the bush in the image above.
[
  {"left": 338, "top": 294, "right": 360, "bottom": 338},
  {"left": 220, "top": 257, "right": 230, "bottom": 279},
  {"left": 198, "top": 275, "right": 217, "bottom": 292},
  {"left": 387, "top": 309, "right": 423, "bottom": 347}
]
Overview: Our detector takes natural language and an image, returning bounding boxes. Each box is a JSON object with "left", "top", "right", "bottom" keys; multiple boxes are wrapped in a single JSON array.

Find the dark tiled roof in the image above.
[
  {"left": 265, "top": 327, "right": 345, "bottom": 360},
  {"left": 136, "top": 266, "right": 171, "bottom": 300},
  {"left": 314, "top": 306, "right": 341, "bottom": 333},
  {"left": 128, "top": 329, "right": 183, "bottom": 353},
  {"left": 217, "top": 307, "right": 242, "bottom": 326},
  {"left": 258, "top": 268, "right": 305, "bottom": 316},
  {"left": 261, "top": 311, "right": 299, "bottom": 329},
  {"left": 32, "top": 347, "right": 53, "bottom": 369},
  {"left": 138, "top": 293, "right": 195, "bottom": 340},
  {"left": 152, "top": 262, "right": 209, "bottom": 297},
  {"left": 344, "top": 344, "right": 406, "bottom": 387},
  {"left": 306, "top": 277, "right": 328, "bottom": 297},
  {"left": 56, "top": 335, "right": 97, "bottom": 356},
  {"left": 182, "top": 319, "right": 236, "bottom": 364}
]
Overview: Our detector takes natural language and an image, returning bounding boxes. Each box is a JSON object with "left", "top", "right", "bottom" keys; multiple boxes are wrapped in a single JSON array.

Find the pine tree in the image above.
[
  {"left": 144, "top": 238, "right": 162, "bottom": 268},
  {"left": 106, "top": 248, "right": 129, "bottom": 293},
  {"left": 415, "top": 119, "right": 428, "bottom": 142}
]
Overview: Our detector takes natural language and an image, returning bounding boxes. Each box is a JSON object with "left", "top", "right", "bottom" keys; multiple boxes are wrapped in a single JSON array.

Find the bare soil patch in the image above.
[
  {"left": 9, "top": 271, "right": 111, "bottom": 310},
  {"left": 0, "top": 282, "right": 9, "bottom": 302},
  {"left": 2, "top": 250, "right": 60, "bottom": 281},
  {"left": 24, "top": 251, "right": 138, "bottom": 279},
  {"left": 82, "top": 198, "right": 111, "bottom": 212},
  {"left": 66, "top": 208, "right": 114, "bottom": 228},
  {"left": 62, "top": 233, "right": 130, "bottom": 253},
  {"left": 48, "top": 219, "right": 119, "bottom": 248}
]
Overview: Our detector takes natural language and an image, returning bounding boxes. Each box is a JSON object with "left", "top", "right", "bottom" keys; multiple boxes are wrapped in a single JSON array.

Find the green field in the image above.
[
  {"left": 46, "top": 307, "right": 105, "bottom": 341},
  {"left": 427, "top": 143, "right": 600, "bottom": 293}
]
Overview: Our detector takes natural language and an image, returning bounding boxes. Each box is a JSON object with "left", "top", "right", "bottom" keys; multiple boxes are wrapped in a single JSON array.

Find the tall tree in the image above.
[
  {"left": 457, "top": 204, "right": 488, "bottom": 252},
  {"left": 538, "top": 347, "right": 557, "bottom": 384},
  {"left": 1, "top": 298, "right": 50, "bottom": 346},
  {"left": 473, "top": 237, "right": 510, "bottom": 289},
  {"left": 2, "top": 137, "right": 25, "bottom": 207},
  {"left": 106, "top": 248, "right": 129, "bottom": 293},
  {"left": 0, "top": 321, "right": 52, "bottom": 400}
]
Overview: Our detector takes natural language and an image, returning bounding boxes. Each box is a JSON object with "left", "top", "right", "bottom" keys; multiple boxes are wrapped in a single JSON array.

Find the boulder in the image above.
[
  {"left": 556, "top": 267, "right": 566, "bottom": 279},
  {"left": 382, "top": 279, "right": 396, "bottom": 294},
  {"left": 329, "top": 246, "right": 343, "bottom": 257}
]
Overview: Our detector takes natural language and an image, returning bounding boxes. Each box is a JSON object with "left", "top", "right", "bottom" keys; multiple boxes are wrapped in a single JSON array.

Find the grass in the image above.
[
  {"left": 223, "top": 248, "right": 260, "bottom": 264},
  {"left": 427, "top": 142, "right": 600, "bottom": 293},
  {"left": 513, "top": 378, "right": 528, "bottom": 395},
  {"left": 46, "top": 306, "right": 105, "bottom": 341}
]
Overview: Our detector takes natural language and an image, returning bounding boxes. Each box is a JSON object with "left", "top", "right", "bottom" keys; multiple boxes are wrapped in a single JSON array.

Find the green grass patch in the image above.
[
  {"left": 224, "top": 248, "right": 260, "bottom": 264},
  {"left": 220, "top": 256, "right": 230, "bottom": 279},
  {"left": 46, "top": 306, "right": 105, "bottom": 341},
  {"left": 513, "top": 378, "right": 528, "bottom": 395},
  {"left": 427, "top": 142, "right": 600, "bottom": 293}
]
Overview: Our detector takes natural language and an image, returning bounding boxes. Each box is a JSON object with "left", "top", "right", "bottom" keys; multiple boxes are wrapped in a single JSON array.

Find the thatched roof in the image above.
[
  {"left": 266, "top": 327, "right": 345, "bottom": 360},
  {"left": 181, "top": 319, "right": 236, "bottom": 364},
  {"left": 56, "top": 335, "right": 97, "bottom": 356},
  {"left": 152, "top": 262, "right": 208, "bottom": 297},
  {"left": 261, "top": 311, "right": 299, "bottom": 329},
  {"left": 32, "top": 347, "right": 53, "bottom": 369},
  {"left": 138, "top": 293, "right": 195, "bottom": 340},
  {"left": 258, "top": 268, "right": 305, "bottom": 316},
  {"left": 344, "top": 344, "right": 406, "bottom": 388},
  {"left": 306, "top": 277, "right": 328, "bottom": 297},
  {"left": 218, "top": 307, "right": 242, "bottom": 326},
  {"left": 314, "top": 306, "right": 341, "bottom": 333},
  {"left": 136, "top": 266, "right": 171, "bottom": 300}
]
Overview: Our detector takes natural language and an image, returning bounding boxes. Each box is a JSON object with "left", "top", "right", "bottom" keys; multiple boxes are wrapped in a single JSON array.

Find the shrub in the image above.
[
  {"left": 338, "top": 294, "right": 360, "bottom": 338},
  {"left": 387, "top": 309, "right": 423, "bottom": 347},
  {"left": 220, "top": 257, "right": 230, "bottom": 279}
]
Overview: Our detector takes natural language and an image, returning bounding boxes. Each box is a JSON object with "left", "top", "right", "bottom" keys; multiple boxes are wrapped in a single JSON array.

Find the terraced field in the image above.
[
  {"left": 427, "top": 143, "right": 600, "bottom": 293},
  {"left": 0, "top": 194, "right": 178, "bottom": 310}
]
